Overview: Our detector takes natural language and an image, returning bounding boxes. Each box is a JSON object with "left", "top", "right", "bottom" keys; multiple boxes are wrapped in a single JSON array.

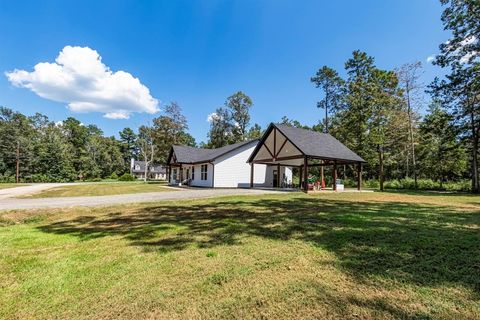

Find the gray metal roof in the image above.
[
  {"left": 248, "top": 123, "right": 365, "bottom": 163},
  {"left": 170, "top": 140, "right": 258, "bottom": 164}
]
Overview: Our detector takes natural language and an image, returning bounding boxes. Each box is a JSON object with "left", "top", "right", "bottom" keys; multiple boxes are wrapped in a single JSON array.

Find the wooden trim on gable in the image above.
[{"left": 275, "top": 138, "right": 288, "bottom": 158}]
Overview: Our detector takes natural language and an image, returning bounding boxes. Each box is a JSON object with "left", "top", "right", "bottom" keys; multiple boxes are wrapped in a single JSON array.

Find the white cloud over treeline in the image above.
[{"left": 5, "top": 46, "right": 159, "bottom": 119}]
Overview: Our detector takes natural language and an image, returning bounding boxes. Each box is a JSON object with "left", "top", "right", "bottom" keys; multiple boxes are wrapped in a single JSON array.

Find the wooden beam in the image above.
[
  {"left": 299, "top": 166, "right": 303, "bottom": 189},
  {"left": 264, "top": 144, "right": 275, "bottom": 158},
  {"left": 253, "top": 155, "right": 305, "bottom": 163},
  {"left": 303, "top": 156, "right": 308, "bottom": 191},
  {"left": 275, "top": 138, "right": 288, "bottom": 158},
  {"left": 333, "top": 161, "right": 337, "bottom": 191},
  {"left": 277, "top": 164, "right": 280, "bottom": 188},
  {"left": 273, "top": 128, "right": 277, "bottom": 156},
  {"left": 303, "top": 162, "right": 335, "bottom": 167},
  {"left": 320, "top": 166, "right": 324, "bottom": 189},
  {"left": 357, "top": 162, "right": 362, "bottom": 191}
]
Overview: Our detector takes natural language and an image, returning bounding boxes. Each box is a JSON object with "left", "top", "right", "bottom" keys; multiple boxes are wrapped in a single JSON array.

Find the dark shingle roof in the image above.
[
  {"left": 132, "top": 161, "right": 147, "bottom": 173},
  {"left": 151, "top": 165, "right": 166, "bottom": 173},
  {"left": 132, "top": 161, "right": 166, "bottom": 173},
  {"left": 247, "top": 123, "right": 364, "bottom": 163},
  {"left": 171, "top": 140, "right": 258, "bottom": 164},
  {"left": 274, "top": 124, "right": 365, "bottom": 162}
]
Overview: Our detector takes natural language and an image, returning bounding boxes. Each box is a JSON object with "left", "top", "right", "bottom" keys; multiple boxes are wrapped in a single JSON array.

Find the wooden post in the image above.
[
  {"left": 299, "top": 166, "right": 303, "bottom": 189},
  {"left": 250, "top": 163, "right": 254, "bottom": 188},
  {"left": 277, "top": 164, "right": 280, "bottom": 188},
  {"left": 303, "top": 156, "right": 308, "bottom": 192},
  {"left": 320, "top": 165, "right": 324, "bottom": 188},
  {"left": 333, "top": 161, "right": 337, "bottom": 191},
  {"left": 357, "top": 162, "right": 362, "bottom": 191}
]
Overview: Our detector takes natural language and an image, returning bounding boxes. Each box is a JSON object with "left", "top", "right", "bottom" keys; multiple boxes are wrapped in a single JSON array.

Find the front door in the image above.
[{"left": 273, "top": 169, "right": 278, "bottom": 187}]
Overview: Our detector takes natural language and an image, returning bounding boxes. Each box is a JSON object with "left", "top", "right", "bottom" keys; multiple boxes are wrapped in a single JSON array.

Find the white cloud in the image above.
[
  {"left": 426, "top": 55, "right": 435, "bottom": 63},
  {"left": 207, "top": 112, "right": 220, "bottom": 123},
  {"left": 460, "top": 51, "right": 477, "bottom": 64},
  {"left": 459, "top": 35, "right": 478, "bottom": 64},
  {"left": 5, "top": 46, "right": 159, "bottom": 119},
  {"left": 459, "top": 35, "right": 477, "bottom": 47},
  {"left": 443, "top": 35, "right": 479, "bottom": 65}
]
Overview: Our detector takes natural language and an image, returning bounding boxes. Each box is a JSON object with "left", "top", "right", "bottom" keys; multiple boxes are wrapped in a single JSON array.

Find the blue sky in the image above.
[{"left": 0, "top": 0, "right": 448, "bottom": 143}]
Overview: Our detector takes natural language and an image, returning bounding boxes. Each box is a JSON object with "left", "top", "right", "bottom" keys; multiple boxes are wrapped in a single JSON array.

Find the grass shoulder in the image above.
[
  {"left": 0, "top": 183, "right": 29, "bottom": 190},
  {"left": 19, "top": 181, "right": 174, "bottom": 198}
]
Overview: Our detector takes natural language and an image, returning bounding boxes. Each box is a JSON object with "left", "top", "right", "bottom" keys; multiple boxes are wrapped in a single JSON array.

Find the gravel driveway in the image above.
[
  {"left": 0, "top": 185, "right": 284, "bottom": 211},
  {"left": 0, "top": 183, "right": 79, "bottom": 199}
]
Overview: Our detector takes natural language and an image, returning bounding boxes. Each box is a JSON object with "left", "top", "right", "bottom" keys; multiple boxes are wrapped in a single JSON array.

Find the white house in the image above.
[
  {"left": 167, "top": 139, "right": 292, "bottom": 188},
  {"left": 167, "top": 122, "right": 365, "bottom": 190},
  {"left": 130, "top": 160, "right": 167, "bottom": 180}
]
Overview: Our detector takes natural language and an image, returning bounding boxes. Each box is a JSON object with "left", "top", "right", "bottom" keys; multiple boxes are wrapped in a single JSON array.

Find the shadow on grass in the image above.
[
  {"left": 37, "top": 195, "right": 480, "bottom": 296},
  {"left": 382, "top": 189, "right": 480, "bottom": 197}
]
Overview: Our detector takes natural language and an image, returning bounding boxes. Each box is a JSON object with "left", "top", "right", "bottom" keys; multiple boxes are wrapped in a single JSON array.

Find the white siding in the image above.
[
  {"left": 262, "top": 165, "right": 293, "bottom": 187},
  {"left": 283, "top": 167, "right": 293, "bottom": 184},
  {"left": 189, "top": 163, "right": 214, "bottom": 187},
  {"left": 213, "top": 142, "right": 269, "bottom": 188}
]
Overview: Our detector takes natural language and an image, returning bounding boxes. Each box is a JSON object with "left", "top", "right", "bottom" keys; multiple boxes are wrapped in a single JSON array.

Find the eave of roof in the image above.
[
  {"left": 248, "top": 123, "right": 365, "bottom": 163},
  {"left": 170, "top": 139, "right": 259, "bottom": 164}
]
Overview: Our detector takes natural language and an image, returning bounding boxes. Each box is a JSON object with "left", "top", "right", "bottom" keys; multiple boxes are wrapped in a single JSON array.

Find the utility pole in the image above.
[{"left": 16, "top": 141, "right": 20, "bottom": 183}]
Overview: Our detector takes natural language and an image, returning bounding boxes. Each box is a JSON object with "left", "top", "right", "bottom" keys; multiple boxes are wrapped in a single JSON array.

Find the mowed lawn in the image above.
[
  {"left": 20, "top": 182, "right": 174, "bottom": 198},
  {"left": 1, "top": 192, "right": 479, "bottom": 319}
]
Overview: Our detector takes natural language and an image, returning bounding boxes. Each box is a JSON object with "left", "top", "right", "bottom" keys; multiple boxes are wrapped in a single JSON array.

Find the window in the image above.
[
  {"left": 191, "top": 167, "right": 195, "bottom": 180},
  {"left": 172, "top": 169, "right": 177, "bottom": 181},
  {"left": 135, "top": 165, "right": 140, "bottom": 170},
  {"left": 201, "top": 164, "right": 207, "bottom": 180}
]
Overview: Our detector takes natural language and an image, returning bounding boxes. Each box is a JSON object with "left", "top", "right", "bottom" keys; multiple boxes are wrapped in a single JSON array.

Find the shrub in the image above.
[
  {"left": 400, "top": 177, "right": 416, "bottom": 189},
  {"left": 118, "top": 173, "right": 136, "bottom": 181},
  {"left": 109, "top": 172, "right": 119, "bottom": 180},
  {"left": 384, "top": 179, "right": 402, "bottom": 189},
  {"left": 364, "top": 179, "right": 379, "bottom": 189},
  {"left": 417, "top": 179, "right": 439, "bottom": 190},
  {"left": 0, "top": 174, "right": 15, "bottom": 183},
  {"left": 443, "top": 180, "right": 471, "bottom": 192}
]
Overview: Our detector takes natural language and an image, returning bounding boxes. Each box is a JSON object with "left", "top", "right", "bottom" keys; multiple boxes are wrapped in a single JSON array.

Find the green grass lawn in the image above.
[
  {"left": 0, "top": 183, "right": 28, "bottom": 190},
  {"left": 20, "top": 181, "right": 173, "bottom": 198},
  {"left": 1, "top": 191, "right": 479, "bottom": 319}
]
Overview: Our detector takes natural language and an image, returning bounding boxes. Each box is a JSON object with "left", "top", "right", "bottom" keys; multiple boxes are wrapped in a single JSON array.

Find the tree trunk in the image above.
[
  {"left": 378, "top": 145, "right": 384, "bottom": 191},
  {"left": 471, "top": 111, "right": 479, "bottom": 193},
  {"left": 144, "top": 161, "right": 148, "bottom": 182},
  {"left": 16, "top": 141, "right": 20, "bottom": 183},
  {"left": 406, "top": 89, "right": 417, "bottom": 189}
]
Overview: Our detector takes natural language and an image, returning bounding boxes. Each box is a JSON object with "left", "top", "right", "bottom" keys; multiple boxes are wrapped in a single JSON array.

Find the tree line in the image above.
[
  {"left": 1, "top": 0, "right": 477, "bottom": 191},
  {"left": 0, "top": 102, "right": 193, "bottom": 182}
]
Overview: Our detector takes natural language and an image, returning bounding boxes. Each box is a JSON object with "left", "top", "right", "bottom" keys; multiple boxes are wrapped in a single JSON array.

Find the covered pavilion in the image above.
[{"left": 247, "top": 123, "right": 366, "bottom": 191}]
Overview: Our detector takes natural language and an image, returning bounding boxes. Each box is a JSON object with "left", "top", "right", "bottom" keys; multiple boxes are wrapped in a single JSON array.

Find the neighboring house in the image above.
[
  {"left": 130, "top": 160, "right": 167, "bottom": 180},
  {"left": 167, "top": 140, "right": 292, "bottom": 188}
]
